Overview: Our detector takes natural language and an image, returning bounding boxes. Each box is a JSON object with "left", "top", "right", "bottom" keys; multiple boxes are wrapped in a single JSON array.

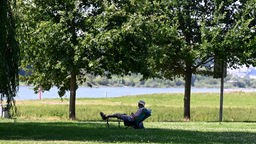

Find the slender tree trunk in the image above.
[
  {"left": 69, "top": 70, "right": 76, "bottom": 120},
  {"left": 68, "top": 17, "right": 78, "bottom": 120},
  {"left": 184, "top": 69, "right": 192, "bottom": 121}
]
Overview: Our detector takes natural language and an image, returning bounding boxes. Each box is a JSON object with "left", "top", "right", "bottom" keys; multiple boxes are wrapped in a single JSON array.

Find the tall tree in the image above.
[
  {"left": 18, "top": 0, "right": 105, "bottom": 120},
  {"left": 18, "top": 0, "right": 149, "bottom": 120},
  {"left": 0, "top": 0, "right": 19, "bottom": 117},
  {"left": 146, "top": 0, "right": 256, "bottom": 120}
]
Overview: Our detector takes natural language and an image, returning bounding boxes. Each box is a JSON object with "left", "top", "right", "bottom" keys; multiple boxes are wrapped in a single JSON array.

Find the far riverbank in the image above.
[{"left": 16, "top": 86, "right": 256, "bottom": 100}]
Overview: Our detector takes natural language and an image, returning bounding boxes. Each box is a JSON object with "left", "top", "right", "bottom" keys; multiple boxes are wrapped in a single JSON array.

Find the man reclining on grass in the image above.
[{"left": 100, "top": 100, "right": 151, "bottom": 129}]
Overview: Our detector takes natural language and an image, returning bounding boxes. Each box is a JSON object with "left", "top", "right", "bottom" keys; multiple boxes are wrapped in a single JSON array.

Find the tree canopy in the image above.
[
  {"left": 18, "top": 0, "right": 150, "bottom": 119},
  {"left": 142, "top": 0, "right": 256, "bottom": 120},
  {"left": 17, "top": 0, "right": 256, "bottom": 120}
]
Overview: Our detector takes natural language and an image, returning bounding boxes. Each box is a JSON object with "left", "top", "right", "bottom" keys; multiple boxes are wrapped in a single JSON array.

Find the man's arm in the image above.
[{"left": 133, "top": 108, "right": 143, "bottom": 118}]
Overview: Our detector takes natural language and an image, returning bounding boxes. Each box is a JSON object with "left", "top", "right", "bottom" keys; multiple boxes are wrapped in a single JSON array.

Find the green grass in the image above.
[
  {"left": 14, "top": 92, "right": 256, "bottom": 122},
  {"left": 1, "top": 92, "right": 256, "bottom": 143},
  {"left": 0, "top": 121, "right": 255, "bottom": 144}
]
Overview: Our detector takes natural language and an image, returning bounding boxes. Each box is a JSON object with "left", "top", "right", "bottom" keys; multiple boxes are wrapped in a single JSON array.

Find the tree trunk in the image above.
[
  {"left": 69, "top": 70, "right": 76, "bottom": 120},
  {"left": 184, "top": 69, "right": 192, "bottom": 121}
]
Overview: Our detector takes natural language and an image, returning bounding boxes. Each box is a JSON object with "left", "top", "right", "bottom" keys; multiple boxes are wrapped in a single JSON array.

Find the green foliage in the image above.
[
  {"left": 0, "top": 0, "right": 19, "bottom": 115},
  {"left": 144, "top": 0, "right": 256, "bottom": 78},
  {"left": 17, "top": 0, "right": 110, "bottom": 119},
  {"left": 16, "top": 0, "right": 256, "bottom": 120},
  {"left": 139, "top": 0, "right": 256, "bottom": 120},
  {"left": 18, "top": 0, "right": 104, "bottom": 93},
  {"left": 17, "top": 0, "right": 152, "bottom": 119},
  {"left": 94, "top": 0, "right": 151, "bottom": 76}
]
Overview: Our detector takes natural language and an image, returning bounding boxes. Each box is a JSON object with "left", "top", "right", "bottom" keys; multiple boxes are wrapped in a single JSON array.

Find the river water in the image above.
[{"left": 15, "top": 86, "right": 255, "bottom": 100}]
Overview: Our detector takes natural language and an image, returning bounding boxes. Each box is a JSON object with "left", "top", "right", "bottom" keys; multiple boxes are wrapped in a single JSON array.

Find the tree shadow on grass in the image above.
[{"left": 0, "top": 122, "right": 255, "bottom": 143}]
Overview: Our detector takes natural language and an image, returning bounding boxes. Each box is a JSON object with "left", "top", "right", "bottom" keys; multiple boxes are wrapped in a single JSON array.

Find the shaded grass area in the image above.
[
  {"left": 0, "top": 121, "right": 256, "bottom": 144},
  {"left": 15, "top": 92, "right": 256, "bottom": 122}
]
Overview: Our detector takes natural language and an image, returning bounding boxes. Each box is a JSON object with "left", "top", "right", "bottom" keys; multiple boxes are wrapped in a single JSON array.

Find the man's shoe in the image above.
[{"left": 100, "top": 112, "right": 107, "bottom": 120}]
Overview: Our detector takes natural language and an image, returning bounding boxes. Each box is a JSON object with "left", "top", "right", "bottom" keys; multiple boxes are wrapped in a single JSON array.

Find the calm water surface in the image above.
[{"left": 16, "top": 86, "right": 255, "bottom": 100}]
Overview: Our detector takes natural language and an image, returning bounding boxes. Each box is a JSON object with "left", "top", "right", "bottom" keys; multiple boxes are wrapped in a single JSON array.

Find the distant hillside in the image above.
[{"left": 19, "top": 67, "right": 256, "bottom": 88}]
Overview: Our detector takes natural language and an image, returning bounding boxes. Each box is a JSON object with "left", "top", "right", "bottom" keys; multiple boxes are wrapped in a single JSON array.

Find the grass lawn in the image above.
[
  {"left": 1, "top": 92, "right": 256, "bottom": 143},
  {"left": 0, "top": 120, "right": 256, "bottom": 144},
  {"left": 15, "top": 92, "right": 256, "bottom": 121}
]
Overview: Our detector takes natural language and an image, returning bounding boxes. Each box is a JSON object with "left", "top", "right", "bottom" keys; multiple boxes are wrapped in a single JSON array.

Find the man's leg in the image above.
[
  {"left": 100, "top": 112, "right": 125, "bottom": 120},
  {"left": 107, "top": 113, "right": 124, "bottom": 119}
]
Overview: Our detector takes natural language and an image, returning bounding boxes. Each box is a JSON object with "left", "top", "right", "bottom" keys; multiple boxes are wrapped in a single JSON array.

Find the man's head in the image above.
[{"left": 138, "top": 100, "right": 145, "bottom": 108}]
